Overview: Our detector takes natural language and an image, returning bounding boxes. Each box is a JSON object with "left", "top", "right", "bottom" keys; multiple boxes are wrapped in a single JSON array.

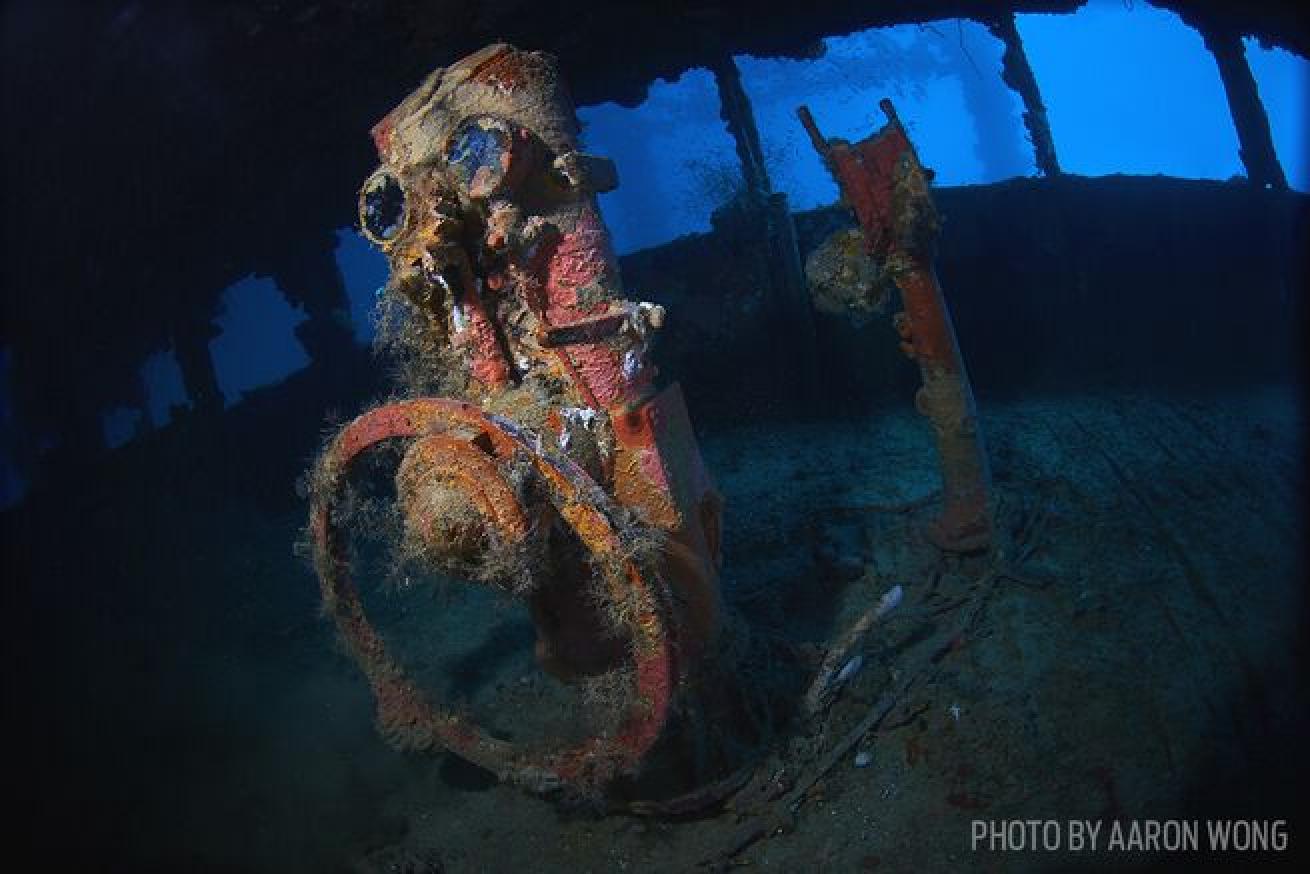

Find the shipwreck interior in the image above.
[{"left": 2, "top": 1, "right": 1307, "bottom": 871}]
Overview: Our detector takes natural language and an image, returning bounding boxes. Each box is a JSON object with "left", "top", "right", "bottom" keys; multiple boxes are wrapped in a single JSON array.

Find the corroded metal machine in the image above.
[{"left": 308, "top": 45, "right": 723, "bottom": 795}]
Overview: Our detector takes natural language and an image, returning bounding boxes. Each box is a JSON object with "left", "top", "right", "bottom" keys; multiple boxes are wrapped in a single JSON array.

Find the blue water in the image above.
[{"left": 67, "top": 1, "right": 1307, "bottom": 464}]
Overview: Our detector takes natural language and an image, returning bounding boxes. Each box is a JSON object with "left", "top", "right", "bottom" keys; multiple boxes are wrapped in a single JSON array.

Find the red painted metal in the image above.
[
  {"left": 799, "top": 99, "right": 993, "bottom": 552},
  {"left": 312, "top": 399, "right": 677, "bottom": 793},
  {"left": 311, "top": 44, "right": 723, "bottom": 797},
  {"left": 610, "top": 384, "right": 723, "bottom": 662},
  {"left": 541, "top": 206, "right": 653, "bottom": 408}
]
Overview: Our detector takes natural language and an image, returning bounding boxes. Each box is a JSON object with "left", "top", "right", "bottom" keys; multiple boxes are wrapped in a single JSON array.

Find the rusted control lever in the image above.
[{"left": 798, "top": 99, "right": 993, "bottom": 552}]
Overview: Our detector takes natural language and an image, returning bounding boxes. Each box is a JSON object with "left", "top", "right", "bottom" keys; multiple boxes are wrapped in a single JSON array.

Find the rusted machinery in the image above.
[
  {"left": 798, "top": 99, "right": 993, "bottom": 553},
  {"left": 308, "top": 43, "right": 993, "bottom": 803},
  {"left": 308, "top": 44, "right": 724, "bottom": 796}
]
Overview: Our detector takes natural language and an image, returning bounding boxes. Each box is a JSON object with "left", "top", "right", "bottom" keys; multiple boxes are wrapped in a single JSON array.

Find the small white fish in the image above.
[
  {"left": 881, "top": 584, "right": 904, "bottom": 611},
  {"left": 835, "top": 654, "right": 864, "bottom": 686},
  {"left": 622, "top": 349, "right": 641, "bottom": 379},
  {"left": 854, "top": 751, "right": 873, "bottom": 768},
  {"left": 560, "top": 407, "right": 599, "bottom": 429}
]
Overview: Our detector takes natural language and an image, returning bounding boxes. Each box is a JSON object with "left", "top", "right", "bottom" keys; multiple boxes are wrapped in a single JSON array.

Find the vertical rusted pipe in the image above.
[
  {"left": 894, "top": 256, "right": 992, "bottom": 552},
  {"left": 798, "top": 100, "right": 992, "bottom": 552}
]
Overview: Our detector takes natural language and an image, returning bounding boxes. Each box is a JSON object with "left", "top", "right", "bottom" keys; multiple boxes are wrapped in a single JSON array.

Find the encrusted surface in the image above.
[{"left": 307, "top": 44, "right": 723, "bottom": 796}]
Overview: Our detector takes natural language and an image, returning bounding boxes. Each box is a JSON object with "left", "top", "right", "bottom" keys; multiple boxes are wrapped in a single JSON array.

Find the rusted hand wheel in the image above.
[{"left": 308, "top": 398, "right": 676, "bottom": 794}]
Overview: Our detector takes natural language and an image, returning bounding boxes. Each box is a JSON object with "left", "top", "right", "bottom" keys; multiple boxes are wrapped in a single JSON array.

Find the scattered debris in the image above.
[
  {"left": 696, "top": 497, "right": 1052, "bottom": 869},
  {"left": 804, "top": 584, "right": 903, "bottom": 716}
]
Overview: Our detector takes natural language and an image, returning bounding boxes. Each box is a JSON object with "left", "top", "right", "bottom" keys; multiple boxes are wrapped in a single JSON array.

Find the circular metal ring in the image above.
[
  {"left": 309, "top": 398, "right": 675, "bottom": 793},
  {"left": 444, "top": 116, "right": 532, "bottom": 200},
  {"left": 358, "top": 168, "right": 408, "bottom": 247}
]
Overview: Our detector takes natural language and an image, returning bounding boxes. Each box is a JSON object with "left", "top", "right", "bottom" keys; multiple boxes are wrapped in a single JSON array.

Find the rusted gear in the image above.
[
  {"left": 310, "top": 398, "right": 676, "bottom": 793},
  {"left": 395, "top": 433, "right": 530, "bottom": 565}
]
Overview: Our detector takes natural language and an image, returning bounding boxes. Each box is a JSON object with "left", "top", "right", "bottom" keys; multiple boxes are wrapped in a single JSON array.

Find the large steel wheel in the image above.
[{"left": 308, "top": 398, "right": 676, "bottom": 794}]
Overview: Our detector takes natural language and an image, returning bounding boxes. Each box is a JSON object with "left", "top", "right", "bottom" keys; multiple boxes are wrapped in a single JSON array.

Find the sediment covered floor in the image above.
[{"left": 7, "top": 383, "right": 1305, "bottom": 871}]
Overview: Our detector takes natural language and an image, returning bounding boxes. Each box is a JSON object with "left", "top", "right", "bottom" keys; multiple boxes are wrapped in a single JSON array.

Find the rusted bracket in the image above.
[
  {"left": 798, "top": 100, "right": 993, "bottom": 552},
  {"left": 539, "top": 309, "right": 630, "bottom": 347}
]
